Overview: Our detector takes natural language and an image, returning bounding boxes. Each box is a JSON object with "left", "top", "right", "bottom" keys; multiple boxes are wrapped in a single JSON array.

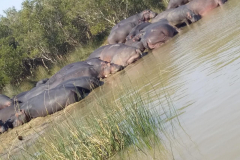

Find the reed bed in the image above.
[{"left": 6, "top": 78, "right": 176, "bottom": 160}]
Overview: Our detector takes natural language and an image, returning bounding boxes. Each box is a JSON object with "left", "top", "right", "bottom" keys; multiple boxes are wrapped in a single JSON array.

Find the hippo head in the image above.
[
  {"left": 126, "top": 34, "right": 134, "bottom": 41},
  {"left": 110, "top": 63, "right": 123, "bottom": 74},
  {"left": 141, "top": 10, "right": 158, "bottom": 22},
  {"left": 187, "top": 11, "right": 201, "bottom": 23},
  {"left": 99, "top": 62, "right": 111, "bottom": 78},
  {"left": 13, "top": 110, "right": 29, "bottom": 127}
]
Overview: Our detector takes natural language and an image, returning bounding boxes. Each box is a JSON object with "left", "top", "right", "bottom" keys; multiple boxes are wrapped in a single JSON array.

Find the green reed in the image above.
[{"left": 6, "top": 78, "right": 176, "bottom": 160}]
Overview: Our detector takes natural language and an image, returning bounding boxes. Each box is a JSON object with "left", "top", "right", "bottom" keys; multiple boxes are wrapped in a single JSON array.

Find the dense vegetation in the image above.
[{"left": 0, "top": 0, "right": 167, "bottom": 91}]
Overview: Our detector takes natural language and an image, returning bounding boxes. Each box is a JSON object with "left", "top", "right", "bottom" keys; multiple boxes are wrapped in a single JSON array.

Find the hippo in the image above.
[
  {"left": 13, "top": 84, "right": 48, "bottom": 103},
  {"left": 85, "top": 58, "right": 123, "bottom": 75},
  {"left": 111, "top": 10, "right": 157, "bottom": 33},
  {"left": 137, "top": 22, "right": 178, "bottom": 49},
  {"left": 167, "top": 0, "right": 192, "bottom": 9},
  {"left": 0, "top": 94, "right": 13, "bottom": 110},
  {"left": 54, "top": 77, "right": 103, "bottom": 91},
  {"left": 107, "top": 22, "right": 136, "bottom": 44},
  {"left": 14, "top": 59, "right": 122, "bottom": 103},
  {"left": 0, "top": 103, "right": 25, "bottom": 133},
  {"left": 125, "top": 40, "right": 145, "bottom": 52},
  {"left": 126, "top": 22, "right": 151, "bottom": 41},
  {"left": 0, "top": 85, "right": 89, "bottom": 133},
  {"left": 19, "top": 85, "right": 89, "bottom": 119},
  {"left": 87, "top": 44, "right": 142, "bottom": 67},
  {"left": 151, "top": 5, "right": 201, "bottom": 26},
  {"left": 186, "top": 0, "right": 228, "bottom": 16},
  {"left": 36, "top": 78, "right": 49, "bottom": 87}
]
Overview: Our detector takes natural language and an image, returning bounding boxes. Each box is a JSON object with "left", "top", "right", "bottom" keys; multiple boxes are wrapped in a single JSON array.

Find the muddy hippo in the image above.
[
  {"left": 186, "top": 0, "right": 227, "bottom": 16},
  {"left": 167, "top": 0, "right": 192, "bottom": 9},
  {"left": 88, "top": 44, "right": 142, "bottom": 67},
  {"left": 151, "top": 5, "right": 201, "bottom": 26},
  {"left": 126, "top": 22, "right": 151, "bottom": 41},
  {"left": 111, "top": 10, "right": 157, "bottom": 33},
  {"left": 0, "top": 94, "right": 13, "bottom": 110},
  {"left": 36, "top": 78, "right": 49, "bottom": 87},
  {"left": 137, "top": 22, "right": 178, "bottom": 49},
  {"left": 108, "top": 22, "right": 136, "bottom": 44}
]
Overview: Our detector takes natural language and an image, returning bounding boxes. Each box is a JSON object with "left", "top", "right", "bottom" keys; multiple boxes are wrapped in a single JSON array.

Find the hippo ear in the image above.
[{"left": 187, "top": 12, "right": 192, "bottom": 19}]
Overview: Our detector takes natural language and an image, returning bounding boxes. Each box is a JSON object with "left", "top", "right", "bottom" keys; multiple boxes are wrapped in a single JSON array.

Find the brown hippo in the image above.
[
  {"left": 167, "top": 0, "right": 192, "bottom": 9},
  {"left": 110, "top": 10, "right": 157, "bottom": 33},
  {"left": 186, "top": 0, "right": 227, "bottom": 16},
  {"left": 126, "top": 22, "right": 151, "bottom": 41},
  {"left": 108, "top": 22, "right": 137, "bottom": 44},
  {"left": 88, "top": 44, "right": 142, "bottom": 67},
  {"left": 135, "top": 21, "right": 178, "bottom": 49},
  {"left": 151, "top": 5, "right": 201, "bottom": 26}
]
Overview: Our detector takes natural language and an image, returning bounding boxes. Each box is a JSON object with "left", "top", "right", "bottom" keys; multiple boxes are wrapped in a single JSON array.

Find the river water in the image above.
[{"left": 104, "top": 0, "right": 240, "bottom": 159}]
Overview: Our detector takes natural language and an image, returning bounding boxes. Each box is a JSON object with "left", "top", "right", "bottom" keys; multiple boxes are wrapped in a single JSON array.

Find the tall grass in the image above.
[{"left": 6, "top": 78, "right": 176, "bottom": 160}]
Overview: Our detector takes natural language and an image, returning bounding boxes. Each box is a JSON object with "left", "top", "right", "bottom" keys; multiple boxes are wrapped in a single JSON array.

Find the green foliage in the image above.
[{"left": 0, "top": 0, "right": 166, "bottom": 89}]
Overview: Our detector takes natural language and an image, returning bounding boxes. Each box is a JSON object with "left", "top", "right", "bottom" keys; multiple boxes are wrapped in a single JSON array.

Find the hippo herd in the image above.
[{"left": 0, "top": 0, "right": 228, "bottom": 134}]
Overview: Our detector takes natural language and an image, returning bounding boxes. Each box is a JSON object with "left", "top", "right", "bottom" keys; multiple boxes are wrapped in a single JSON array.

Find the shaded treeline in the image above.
[{"left": 0, "top": 0, "right": 167, "bottom": 89}]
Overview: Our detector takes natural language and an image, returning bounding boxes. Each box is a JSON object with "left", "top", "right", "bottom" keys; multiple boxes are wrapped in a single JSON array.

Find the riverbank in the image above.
[{"left": 0, "top": 73, "right": 177, "bottom": 159}]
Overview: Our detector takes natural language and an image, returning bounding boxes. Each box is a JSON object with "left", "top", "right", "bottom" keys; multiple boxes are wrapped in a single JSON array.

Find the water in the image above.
[
  {"left": 1, "top": 0, "right": 239, "bottom": 159},
  {"left": 103, "top": 0, "right": 240, "bottom": 159}
]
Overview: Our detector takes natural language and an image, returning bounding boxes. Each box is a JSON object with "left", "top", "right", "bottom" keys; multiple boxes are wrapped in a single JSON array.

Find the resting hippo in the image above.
[
  {"left": 151, "top": 5, "right": 201, "bottom": 26},
  {"left": 111, "top": 10, "right": 157, "bottom": 33},
  {"left": 36, "top": 78, "right": 49, "bottom": 87},
  {"left": 186, "top": 0, "right": 227, "bottom": 16},
  {"left": 85, "top": 58, "right": 123, "bottom": 75},
  {"left": 126, "top": 22, "right": 151, "bottom": 41},
  {"left": 1, "top": 85, "right": 89, "bottom": 133},
  {"left": 125, "top": 40, "right": 145, "bottom": 52},
  {"left": 48, "top": 59, "right": 122, "bottom": 88},
  {"left": 88, "top": 44, "right": 142, "bottom": 67},
  {"left": 0, "top": 94, "right": 13, "bottom": 110},
  {"left": 22, "top": 85, "right": 88, "bottom": 118},
  {"left": 137, "top": 22, "right": 178, "bottom": 49},
  {"left": 108, "top": 22, "right": 136, "bottom": 44},
  {"left": 0, "top": 104, "right": 25, "bottom": 133},
  {"left": 55, "top": 77, "right": 103, "bottom": 91},
  {"left": 167, "top": 0, "right": 192, "bottom": 9},
  {"left": 15, "top": 59, "right": 122, "bottom": 103}
]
